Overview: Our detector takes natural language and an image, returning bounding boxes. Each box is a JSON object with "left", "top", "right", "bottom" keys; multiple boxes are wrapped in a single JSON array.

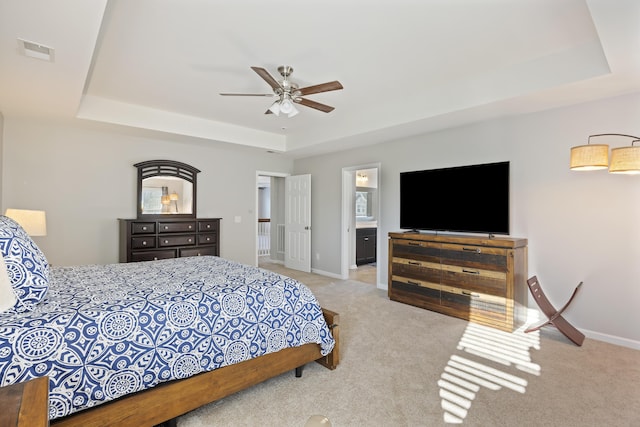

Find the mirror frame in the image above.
[{"left": 135, "top": 160, "right": 200, "bottom": 219}]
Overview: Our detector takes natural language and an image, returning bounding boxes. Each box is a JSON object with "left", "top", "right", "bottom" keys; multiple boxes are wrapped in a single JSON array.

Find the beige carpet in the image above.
[{"left": 177, "top": 265, "right": 640, "bottom": 426}]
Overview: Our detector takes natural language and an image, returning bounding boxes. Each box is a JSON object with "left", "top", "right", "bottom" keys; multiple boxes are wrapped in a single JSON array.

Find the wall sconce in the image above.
[
  {"left": 4, "top": 209, "right": 47, "bottom": 236},
  {"left": 570, "top": 133, "right": 640, "bottom": 174}
]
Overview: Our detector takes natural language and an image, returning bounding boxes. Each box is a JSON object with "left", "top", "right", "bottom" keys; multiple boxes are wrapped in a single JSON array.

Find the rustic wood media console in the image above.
[{"left": 388, "top": 232, "right": 528, "bottom": 331}]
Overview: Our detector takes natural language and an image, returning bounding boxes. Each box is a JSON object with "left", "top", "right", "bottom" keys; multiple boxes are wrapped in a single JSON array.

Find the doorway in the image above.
[
  {"left": 256, "top": 172, "right": 287, "bottom": 267},
  {"left": 341, "top": 163, "right": 381, "bottom": 286},
  {"left": 256, "top": 172, "right": 312, "bottom": 273}
]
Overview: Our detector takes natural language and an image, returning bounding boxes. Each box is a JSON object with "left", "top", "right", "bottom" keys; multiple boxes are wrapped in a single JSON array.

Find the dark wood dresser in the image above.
[{"left": 119, "top": 218, "right": 221, "bottom": 262}]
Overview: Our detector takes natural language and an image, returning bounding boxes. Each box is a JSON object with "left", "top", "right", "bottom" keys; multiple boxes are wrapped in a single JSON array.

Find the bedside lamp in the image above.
[{"left": 4, "top": 209, "right": 47, "bottom": 236}]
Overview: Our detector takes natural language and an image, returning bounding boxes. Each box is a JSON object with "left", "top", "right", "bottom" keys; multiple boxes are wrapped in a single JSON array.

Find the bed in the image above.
[{"left": 0, "top": 215, "right": 339, "bottom": 426}]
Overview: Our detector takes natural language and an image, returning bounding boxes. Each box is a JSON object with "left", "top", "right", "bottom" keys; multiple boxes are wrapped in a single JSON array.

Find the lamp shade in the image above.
[
  {"left": 4, "top": 209, "right": 47, "bottom": 236},
  {"left": 609, "top": 145, "right": 640, "bottom": 174},
  {"left": 569, "top": 144, "right": 609, "bottom": 171}
]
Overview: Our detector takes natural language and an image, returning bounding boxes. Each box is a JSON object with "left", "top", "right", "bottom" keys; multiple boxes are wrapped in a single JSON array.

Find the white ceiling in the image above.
[{"left": 1, "top": 0, "right": 639, "bottom": 158}]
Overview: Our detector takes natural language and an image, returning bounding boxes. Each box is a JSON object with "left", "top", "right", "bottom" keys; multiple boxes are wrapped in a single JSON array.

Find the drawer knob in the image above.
[
  {"left": 164, "top": 240, "right": 169, "bottom": 244},
  {"left": 188, "top": 225, "right": 193, "bottom": 229},
  {"left": 142, "top": 226, "right": 147, "bottom": 231},
  {"left": 142, "top": 241, "right": 147, "bottom": 246},
  {"left": 188, "top": 238, "right": 193, "bottom": 242},
  {"left": 153, "top": 257, "right": 158, "bottom": 260},
  {"left": 206, "top": 237, "right": 210, "bottom": 241},
  {"left": 206, "top": 224, "right": 211, "bottom": 228},
  {"left": 164, "top": 226, "right": 169, "bottom": 230}
]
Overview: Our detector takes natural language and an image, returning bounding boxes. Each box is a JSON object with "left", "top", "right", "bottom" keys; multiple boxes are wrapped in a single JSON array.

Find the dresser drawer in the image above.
[
  {"left": 392, "top": 239, "right": 440, "bottom": 263},
  {"left": 391, "top": 257, "right": 441, "bottom": 283},
  {"left": 440, "top": 284, "right": 508, "bottom": 321},
  {"left": 131, "top": 250, "right": 176, "bottom": 262},
  {"left": 198, "top": 220, "right": 219, "bottom": 232},
  {"left": 441, "top": 264, "right": 507, "bottom": 297},
  {"left": 198, "top": 233, "right": 217, "bottom": 245},
  {"left": 132, "top": 222, "right": 156, "bottom": 234},
  {"left": 440, "top": 244, "right": 508, "bottom": 272},
  {"left": 159, "top": 234, "right": 196, "bottom": 247},
  {"left": 158, "top": 221, "right": 196, "bottom": 233},
  {"left": 131, "top": 236, "right": 156, "bottom": 249},
  {"left": 179, "top": 246, "right": 217, "bottom": 257}
]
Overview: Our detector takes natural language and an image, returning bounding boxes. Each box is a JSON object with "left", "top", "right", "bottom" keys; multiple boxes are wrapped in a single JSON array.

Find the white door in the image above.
[{"left": 285, "top": 174, "right": 311, "bottom": 272}]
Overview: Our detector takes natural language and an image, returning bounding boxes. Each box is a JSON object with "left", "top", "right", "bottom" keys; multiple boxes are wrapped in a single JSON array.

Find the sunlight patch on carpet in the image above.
[{"left": 439, "top": 311, "right": 542, "bottom": 423}]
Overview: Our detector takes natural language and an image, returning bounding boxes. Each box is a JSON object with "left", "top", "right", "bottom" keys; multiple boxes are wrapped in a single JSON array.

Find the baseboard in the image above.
[
  {"left": 310, "top": 268, "right": 343, "bottom": 280},
  {"left": 582, "top": 329, "right": 640, "bottom": 350}
]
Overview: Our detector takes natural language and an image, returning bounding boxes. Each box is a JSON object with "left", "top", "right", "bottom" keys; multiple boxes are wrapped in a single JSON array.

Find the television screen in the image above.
[{"left": 400, "top": 161, "right": 510, "bottom": 235}]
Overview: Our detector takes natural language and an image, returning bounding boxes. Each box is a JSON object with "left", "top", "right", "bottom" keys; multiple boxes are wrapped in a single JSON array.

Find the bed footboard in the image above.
[
  {"left": 51, "top": 307, "right": 340, "bottom": 427},
  {"left": 317, "top": 308, "right": 339, "bottom": 370}
]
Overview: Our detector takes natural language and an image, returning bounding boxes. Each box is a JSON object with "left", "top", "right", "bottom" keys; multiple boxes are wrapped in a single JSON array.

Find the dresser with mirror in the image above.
[{"left": 119, "top": 160, "right": 221, "bottom": 262}]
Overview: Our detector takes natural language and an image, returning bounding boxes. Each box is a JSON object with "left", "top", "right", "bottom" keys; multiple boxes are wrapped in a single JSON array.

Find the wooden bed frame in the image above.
[{"left": 51, "top": 308, "right": 339, "bottom": 427}]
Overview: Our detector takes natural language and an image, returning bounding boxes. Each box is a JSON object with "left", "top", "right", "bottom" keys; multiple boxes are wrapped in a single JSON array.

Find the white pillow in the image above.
[{"left": 0, "top": 255, "right": 17, "bottom": 312}]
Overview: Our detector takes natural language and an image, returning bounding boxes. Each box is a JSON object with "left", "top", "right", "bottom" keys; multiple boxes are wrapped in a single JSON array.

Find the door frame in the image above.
[
  {"left": 255, "top": 171, "right": 288, "bottom": 266},
  {"left": 341, "top": 162, "right": 381, "bottom": 285}
]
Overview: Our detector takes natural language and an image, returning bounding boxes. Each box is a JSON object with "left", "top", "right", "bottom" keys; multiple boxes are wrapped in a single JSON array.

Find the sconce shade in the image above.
[
  {"left": 169, "top": 192, "right": 179, "bottom": 201},
  {"left": 609, "top": 145, "right": 640, "bottom": 174},
  {"left": 4, "top": 209, "right": 47, "bottom": 236},
  {"left": 570, "top": 144, "right": 609, "bottom": 170}
]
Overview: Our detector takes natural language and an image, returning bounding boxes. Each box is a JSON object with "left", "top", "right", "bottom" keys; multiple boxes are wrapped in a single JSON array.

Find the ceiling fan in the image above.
[{"left": 220, "top": 66, "right": 343, "bottom": 117}]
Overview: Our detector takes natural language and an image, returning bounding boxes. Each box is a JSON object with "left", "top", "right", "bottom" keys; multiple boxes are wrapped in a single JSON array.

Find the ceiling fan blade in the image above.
[
  {"left": 296, "top": 98, "right": 335, "bottom": 113},
  {"left": 251, "top": 66, "right": 281, "bottom": 91},
  {"left": 297, "top": 81, "right": 343, "bottom": 96},
  {"left": 219, "top": 93, "right": 274, "bottom": 96}
]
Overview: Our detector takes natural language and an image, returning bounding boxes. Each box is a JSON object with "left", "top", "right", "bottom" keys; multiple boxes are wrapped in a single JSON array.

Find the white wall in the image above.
[
  {"left": 294, "top": 92, "right": 640, "bottom": 348},
  {"left": 2, "top": 93, "right": 639, "bottom": 348},
  {"left": 1, "top": 117, "right": 294, "bottom": 267}
]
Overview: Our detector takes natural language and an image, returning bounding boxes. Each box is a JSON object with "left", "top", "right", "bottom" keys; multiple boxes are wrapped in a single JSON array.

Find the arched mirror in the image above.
[{"left": 135, "top": 160, "right": 200, "bottom": 219}]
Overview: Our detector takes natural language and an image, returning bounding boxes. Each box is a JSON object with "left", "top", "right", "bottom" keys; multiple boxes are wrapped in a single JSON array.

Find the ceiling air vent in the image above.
[{"left": 17, "top": 38, "right": 55, "bottom": 62}]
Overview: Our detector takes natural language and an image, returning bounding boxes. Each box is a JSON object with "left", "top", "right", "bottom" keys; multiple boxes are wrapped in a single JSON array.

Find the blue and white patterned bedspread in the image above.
[{"left": 0, "top": 256, "right": 335, "bottom": 419}]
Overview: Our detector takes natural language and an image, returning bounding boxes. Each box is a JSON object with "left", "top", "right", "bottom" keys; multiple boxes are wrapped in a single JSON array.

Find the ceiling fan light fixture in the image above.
[
  {"left": 287, "top": 103, "right": 299, "bottom": 118},
  {"left": 268, "top": 100, "right": 281, "bottom": 116},
  {"left": 280, "top": 97, "right": 294, "bottom": 114}
]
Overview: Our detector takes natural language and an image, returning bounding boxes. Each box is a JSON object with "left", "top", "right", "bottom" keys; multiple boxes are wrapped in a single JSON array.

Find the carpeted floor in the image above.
[{"left": 177, "top": 263, "right": 640, "bottom": 426}]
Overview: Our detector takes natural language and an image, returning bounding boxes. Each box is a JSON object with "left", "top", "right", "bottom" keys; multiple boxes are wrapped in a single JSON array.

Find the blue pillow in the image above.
[{"left": 0, "top": 215, "right": 49, "bottom": 312}]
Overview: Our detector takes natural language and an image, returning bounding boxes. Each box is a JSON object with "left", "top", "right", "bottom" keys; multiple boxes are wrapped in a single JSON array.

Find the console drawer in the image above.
[
  {"left": 440, "top": 243, "right": 508, "bottom": 272},
  {"left": 391, "top": 257, "right": 441, "bottom": 283},
  {"left": 441, "top": 264, "right": 507, "bottom": 297},
  {"left": 392, "top": 239, "right": 440, "bottom": 263}
]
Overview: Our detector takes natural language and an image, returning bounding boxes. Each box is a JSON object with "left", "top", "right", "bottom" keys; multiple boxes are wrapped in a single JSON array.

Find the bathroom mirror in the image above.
[{"left": 135, "top": 160, "right": 200, "bottom": 219}]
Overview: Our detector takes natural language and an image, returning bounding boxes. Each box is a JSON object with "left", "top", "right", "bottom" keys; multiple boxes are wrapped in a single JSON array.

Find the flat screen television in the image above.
[{"left": 400, "top": 161, "right": 510, "bottom": 235}]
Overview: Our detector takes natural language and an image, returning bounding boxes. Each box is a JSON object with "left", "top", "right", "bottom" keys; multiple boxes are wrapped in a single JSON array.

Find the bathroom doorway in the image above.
[{"left": 341, "top": 163, "right": 381, "bottom": 286}]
